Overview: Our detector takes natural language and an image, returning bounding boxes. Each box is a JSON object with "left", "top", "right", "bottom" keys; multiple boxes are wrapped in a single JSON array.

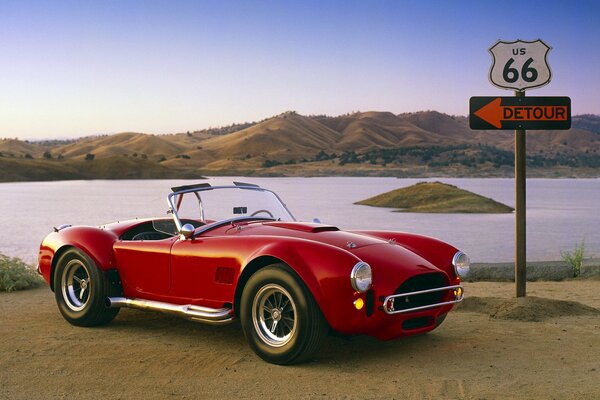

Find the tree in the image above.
[
  {"left": 85, "top": 153, "right": 95, "bottom": 161},
  {"left": 43, "top": 151, "right": 52, "bottom": 159}
]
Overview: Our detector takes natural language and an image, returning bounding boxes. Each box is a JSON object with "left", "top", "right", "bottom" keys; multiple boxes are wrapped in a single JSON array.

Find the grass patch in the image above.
[
  {"left": 0, "top": 253, "right": 44, "bottom": 292},
  {"left": 355, "top": 181, "right": 514, "bottom": 213}
]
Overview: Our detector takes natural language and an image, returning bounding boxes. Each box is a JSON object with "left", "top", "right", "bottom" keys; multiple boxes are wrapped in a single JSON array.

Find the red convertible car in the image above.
[{"left": 37, "top": 182, "right": 469, "bottom": 365}]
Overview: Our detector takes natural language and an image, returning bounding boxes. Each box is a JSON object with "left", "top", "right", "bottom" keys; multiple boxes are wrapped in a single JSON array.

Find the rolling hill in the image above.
[{"left": 1, "top": 111, "right": 599, "bottom": 181}]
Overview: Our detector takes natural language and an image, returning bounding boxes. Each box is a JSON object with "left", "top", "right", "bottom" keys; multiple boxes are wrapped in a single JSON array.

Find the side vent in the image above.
[{"left": 215, "top": 267, "right": 235, "bottom": 284}]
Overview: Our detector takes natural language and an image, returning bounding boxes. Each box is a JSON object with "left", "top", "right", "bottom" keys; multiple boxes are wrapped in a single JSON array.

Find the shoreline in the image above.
[{"left": 2, "top": 169, "right": 600, "bottom": 183}]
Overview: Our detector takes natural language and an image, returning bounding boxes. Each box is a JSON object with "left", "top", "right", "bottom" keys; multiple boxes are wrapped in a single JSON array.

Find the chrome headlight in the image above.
[
  {"left": 452, "top": 251, "right": 470, "bottom": 278},
  {"left": 350, "top": 262, "right": 372, "bottom": 292}
]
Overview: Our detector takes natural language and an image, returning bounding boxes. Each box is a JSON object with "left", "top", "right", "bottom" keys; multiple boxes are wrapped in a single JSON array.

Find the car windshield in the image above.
[{"left": 170, "top": 185, "right": 295, "bottom": 225}]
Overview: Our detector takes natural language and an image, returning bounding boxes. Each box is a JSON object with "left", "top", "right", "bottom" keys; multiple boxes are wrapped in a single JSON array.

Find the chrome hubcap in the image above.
[
  {"left": 252, "top": 284, "right": 297, "bottom": 347},
  {"left": 61, "top": 259, "right": 91, "bottom": 312}
]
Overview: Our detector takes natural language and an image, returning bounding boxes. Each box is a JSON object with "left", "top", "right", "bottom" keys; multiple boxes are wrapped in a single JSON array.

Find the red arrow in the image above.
[
  {"left": 474, "top": 98, "right": 568, "bottom": 129},
  {"left": 474, "top": 98, "right": 504, "bottom": 128}
]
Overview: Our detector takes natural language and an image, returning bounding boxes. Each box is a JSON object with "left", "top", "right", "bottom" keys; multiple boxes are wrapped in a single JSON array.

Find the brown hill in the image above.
[
  {"left": 334, "top": 111, "right": 454, "bottom": 151},
  {"left": 193, "top": 112, "right": 342, "bottom": 166},
  {"left": 0, "top": 139, "right": 48, "bottom": 158},
  {"left": 491, "top": 127, "right": 600, "bottom": 156},
  {"left": 1, "top": 111, "right": 599, "bottom": 181},
  {"left": 572, "top": 114, "right": 600, "bottom": 134},
  {"left": 401, "top": 111, "right": 600, "bottom": 156},
  {"left": 401, "top": 111, "right": 470, "bottom": 138},
  {"left": 0, "top": 155, "right": 203, "bottom": 181},
  {"left": 53, "top": 132, "right": 190, "bottom": 160}
]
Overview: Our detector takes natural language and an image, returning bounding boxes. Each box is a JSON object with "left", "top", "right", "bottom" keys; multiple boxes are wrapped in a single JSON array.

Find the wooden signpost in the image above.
[{"left": 469, "top": 39, "right": 571, "bottom": 298}]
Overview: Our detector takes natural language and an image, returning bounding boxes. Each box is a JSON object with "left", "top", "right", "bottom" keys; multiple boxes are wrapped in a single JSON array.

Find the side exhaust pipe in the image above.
[{"left": 106, "top": 297, "right": 234, "bottom": 325}]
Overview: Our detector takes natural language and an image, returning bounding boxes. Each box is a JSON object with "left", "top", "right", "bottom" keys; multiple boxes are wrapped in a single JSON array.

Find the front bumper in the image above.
[
  {"left": 382, "top": 284, "right": 464, "bottom": 314},
  {"left": 323, "top": 277, "right": 464, "bottom": 341}
]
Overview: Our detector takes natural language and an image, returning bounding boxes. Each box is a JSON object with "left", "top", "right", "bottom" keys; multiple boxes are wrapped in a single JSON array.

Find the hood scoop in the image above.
[{"left": 264, "top": 222, "right": 339, "bottom": 233}]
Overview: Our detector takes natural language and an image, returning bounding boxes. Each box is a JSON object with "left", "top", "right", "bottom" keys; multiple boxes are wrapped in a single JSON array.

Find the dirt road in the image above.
[{"left": 1, "top": 281, "right": 599, "bottom": 399}]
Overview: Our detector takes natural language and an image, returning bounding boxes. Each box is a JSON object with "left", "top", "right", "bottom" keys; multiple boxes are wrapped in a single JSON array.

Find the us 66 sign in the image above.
[{"left": 489, "top": 39, "right": 551, "bottom": 91}]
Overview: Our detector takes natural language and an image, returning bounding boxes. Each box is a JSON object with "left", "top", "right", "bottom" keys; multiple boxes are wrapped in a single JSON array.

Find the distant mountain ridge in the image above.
[{"left": 1, "top": 111, "right": 599, "bottom": 181}]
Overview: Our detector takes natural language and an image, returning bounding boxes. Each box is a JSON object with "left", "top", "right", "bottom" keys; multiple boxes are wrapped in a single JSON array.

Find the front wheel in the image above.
[
  {"left": 54, "top": 248, "right": 119, "bottom": 327},
  {"left": 240, "top": 264, "right": 328, "bottom": 365}
]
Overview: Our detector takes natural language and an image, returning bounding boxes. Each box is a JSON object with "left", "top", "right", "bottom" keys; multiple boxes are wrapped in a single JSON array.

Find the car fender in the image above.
[
  {"left": 38, "top": 226, "right": 119, "bottom": 289},
  {"left": 236, "top": 236, "right": 362, "bottom": 329}
]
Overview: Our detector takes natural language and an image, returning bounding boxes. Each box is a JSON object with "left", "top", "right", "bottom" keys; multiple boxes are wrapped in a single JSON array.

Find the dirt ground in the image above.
[{"left": 1, "top": 281, "right": 599, "bottom": 400}]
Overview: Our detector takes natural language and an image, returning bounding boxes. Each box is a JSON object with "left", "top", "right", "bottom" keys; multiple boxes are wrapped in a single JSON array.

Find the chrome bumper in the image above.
[{"left": 382, "top": 284, "right": 464, "bottom": 315}]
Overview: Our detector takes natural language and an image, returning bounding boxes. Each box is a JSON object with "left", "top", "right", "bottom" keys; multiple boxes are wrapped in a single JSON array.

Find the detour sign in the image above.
[{"left": 469, "top": 96, "right": 571, "bottom": 130}]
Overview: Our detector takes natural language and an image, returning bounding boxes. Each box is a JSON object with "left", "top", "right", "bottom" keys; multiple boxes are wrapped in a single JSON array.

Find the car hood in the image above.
[
  {"left": 231, "top": 221, "right": 442, "bottom": 274},
  {"left": 234, "top": 221, "right": 384, "bottom": 250}
]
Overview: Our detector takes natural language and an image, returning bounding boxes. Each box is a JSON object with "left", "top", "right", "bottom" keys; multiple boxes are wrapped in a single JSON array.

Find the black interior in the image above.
[{"left": 120, "top": 219, "right": 204, "bottom": 241}]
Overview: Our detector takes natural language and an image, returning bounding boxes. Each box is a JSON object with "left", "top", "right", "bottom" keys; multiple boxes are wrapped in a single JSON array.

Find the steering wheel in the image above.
[{"left": 250, "top": 209, "right": 274, "bottom": 218}]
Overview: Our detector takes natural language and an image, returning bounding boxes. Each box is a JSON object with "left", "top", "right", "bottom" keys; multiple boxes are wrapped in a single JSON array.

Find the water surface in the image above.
[{"left": 1, "top": 177, "right": 597, "bottom": 263}]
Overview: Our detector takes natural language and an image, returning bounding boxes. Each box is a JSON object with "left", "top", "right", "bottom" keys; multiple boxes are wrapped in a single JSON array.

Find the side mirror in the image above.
[
  {"left": 312, "top": 218, "right": 321, "bottom": 224},
  {"left": 180, "top": 223, "right": 195, "bottom": 239}
]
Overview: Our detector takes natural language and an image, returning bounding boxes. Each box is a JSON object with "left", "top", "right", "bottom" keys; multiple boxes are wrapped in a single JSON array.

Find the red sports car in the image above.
[{"left": 37, "top": 182, "right": 469, "bottom": 365}]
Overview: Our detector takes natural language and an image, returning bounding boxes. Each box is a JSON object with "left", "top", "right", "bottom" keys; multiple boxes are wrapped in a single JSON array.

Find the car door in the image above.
[
  {"left": 169, "top": 235, "right": 243, "bottom": 309},
  {"left": 113, "top": 237, "right": 176, "bottom": 299}
]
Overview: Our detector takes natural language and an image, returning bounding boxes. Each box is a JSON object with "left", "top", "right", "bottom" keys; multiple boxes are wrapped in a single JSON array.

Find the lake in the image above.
[{"left": 1, "top": 177, "right": 598, "bottom": 264}]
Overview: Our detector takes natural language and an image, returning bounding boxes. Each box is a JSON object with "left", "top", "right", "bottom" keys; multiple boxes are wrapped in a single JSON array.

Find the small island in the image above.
[{"left": 355, "top": 181, "right": 514, "bottom": 213}]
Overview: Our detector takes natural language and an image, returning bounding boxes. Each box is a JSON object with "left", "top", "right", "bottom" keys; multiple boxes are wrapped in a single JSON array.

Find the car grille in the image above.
[{"left": 392, "top": 273, "right": 448, "bottom": 312}]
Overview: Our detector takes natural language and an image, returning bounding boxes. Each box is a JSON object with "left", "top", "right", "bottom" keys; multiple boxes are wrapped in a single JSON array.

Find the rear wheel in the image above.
[
  {"left": 54, "top": 248, "right": 119, "bottom": 327},
  {"left": 240, "top": 264, "right": 328, "bottom": 365}
]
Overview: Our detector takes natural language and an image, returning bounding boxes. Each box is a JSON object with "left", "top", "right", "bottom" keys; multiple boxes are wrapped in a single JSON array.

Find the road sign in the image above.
[
  {"left": 469, "top": 96, "right": 571, "bottom": 130},
  {"left": 489, "top": 39, "right": 551, "bottom": 91},
  {"left": 477, "top": 39, "right": 563, "bottom": 299}
]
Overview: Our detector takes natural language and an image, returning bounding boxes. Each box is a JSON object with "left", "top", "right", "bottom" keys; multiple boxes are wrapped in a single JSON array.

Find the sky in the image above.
[{"left": 1, "top": 0, "right": 599, "bottom": 140}]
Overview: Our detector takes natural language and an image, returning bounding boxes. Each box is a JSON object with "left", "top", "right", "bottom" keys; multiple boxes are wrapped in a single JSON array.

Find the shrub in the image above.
[
  {"left": 561, "top": 239, "right": 585, "bottom": 277},
  {"left": 0, "top": 254, "right": 44, "bottom": 292},
  {"left": 262, "top": 159, "right": 282, "bottom": 168}
]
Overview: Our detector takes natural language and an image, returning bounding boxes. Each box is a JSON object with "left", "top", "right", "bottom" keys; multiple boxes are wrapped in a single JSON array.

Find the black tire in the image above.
[
  {"left": 54, "top": 248, "right": 119, "bottom": 327},
  {"left": 240, "top": 264, "right": 328, "bottom": 365}
]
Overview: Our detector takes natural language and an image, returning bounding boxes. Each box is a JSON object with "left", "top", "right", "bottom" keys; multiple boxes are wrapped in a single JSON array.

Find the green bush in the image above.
[
  {"left": 0, "top": 253, "right": 44, "bottom": 292},
  {"left": 561, "top": 239, "right": 585, "bottom": 277}
]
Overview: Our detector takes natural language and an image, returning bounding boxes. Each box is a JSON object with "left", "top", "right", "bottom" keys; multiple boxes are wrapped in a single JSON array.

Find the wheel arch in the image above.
[
  {"left": 233, "top": 255, "right": 283, "bottom": 317},
  {"left": 47, "top": 227, "right": 118, "bottom": 291},
  {"left": 232, "top": 238, "right": 361, "bottom": 328},
  {"left": 49, "top": 245, "right": 74, "bottom": 291}
]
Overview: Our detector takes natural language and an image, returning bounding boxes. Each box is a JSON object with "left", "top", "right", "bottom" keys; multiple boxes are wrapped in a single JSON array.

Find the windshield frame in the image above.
[{"left": 166, "top": 184, "right": 296, "bottom": 233}]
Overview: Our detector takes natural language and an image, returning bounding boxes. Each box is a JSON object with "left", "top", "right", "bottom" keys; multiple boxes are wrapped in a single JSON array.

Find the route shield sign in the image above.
[
  {"left": 469, "top": 96, "right": 571, "bottom": 130},
  {"left": 489, "top": 39, "right": 552, "bottom": 91}
]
